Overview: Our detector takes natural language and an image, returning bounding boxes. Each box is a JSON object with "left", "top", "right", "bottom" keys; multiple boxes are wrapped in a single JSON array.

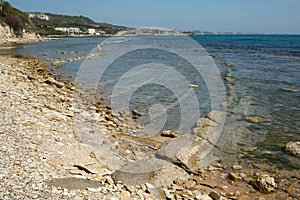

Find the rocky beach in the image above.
[{"left": 0, "top": 52, "right": 299, "bottom": 200}]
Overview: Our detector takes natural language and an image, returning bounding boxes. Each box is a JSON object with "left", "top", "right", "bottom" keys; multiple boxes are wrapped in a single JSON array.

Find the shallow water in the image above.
[{"left": 2, "top": 34, "right": 299, "bottom": 168}]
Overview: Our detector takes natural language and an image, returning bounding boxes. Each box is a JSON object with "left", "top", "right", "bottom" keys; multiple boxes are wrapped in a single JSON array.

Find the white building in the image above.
[
  {"left": 28, "top": 13, "right": 50, "bottom": 21},
  {"left": 88, "top": 28, "right": 96, "bottom": 35},
  {"left": 55, "top": 27, "right": 81, "bottom": 34}
]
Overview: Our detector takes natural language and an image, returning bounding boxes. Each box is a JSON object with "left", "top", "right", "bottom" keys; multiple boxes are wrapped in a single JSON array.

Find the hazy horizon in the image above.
[{"left": 6, "top": 0, "right": 300, "bottom": 34}]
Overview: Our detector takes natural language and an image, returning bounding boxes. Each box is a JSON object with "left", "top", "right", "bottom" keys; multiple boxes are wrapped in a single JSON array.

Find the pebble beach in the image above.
[{"left": 0, "top": 54, "right": 299, "bottom": 200}]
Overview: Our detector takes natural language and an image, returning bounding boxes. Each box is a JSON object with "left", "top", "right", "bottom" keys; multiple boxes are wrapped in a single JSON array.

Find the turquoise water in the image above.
[
  {"left": 193, "top": 35, "right": 300, "bottom": 168},
  {"left": 2, "top": 35, "right": 299, "bottom": 168}
]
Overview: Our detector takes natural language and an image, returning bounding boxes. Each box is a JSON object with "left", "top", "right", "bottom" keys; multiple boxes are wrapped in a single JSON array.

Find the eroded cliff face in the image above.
[{"left": 0, "top": 23, "right": 41, "bottom": 44}]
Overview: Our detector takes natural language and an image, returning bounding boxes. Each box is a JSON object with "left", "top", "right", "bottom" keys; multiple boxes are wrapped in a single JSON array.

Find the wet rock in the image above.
[
  {"left": 206, "top": 110, "right": 225, "bottom": 124},
  {"left": 193, "top": 110, "right": 224, "bottom": 140},
  {"left": 244, "top": 116, "right": 260, "bottom": 123},
  {"left": 227, "top": 173, "right": 242, "bottom": 182},
  {"left": 161, "top": 130, "right": 178, "bottom": 138},
  {"left": 52, "top": 60, "right": 66, "bottom": 67},
  {"left": 189, "top": 84, "right": 199, "bottom": 88},
  {"left": 57, "top": 51, "right": 67, "bottom": 54},
  {"left": 244, "top": 115, "right": 270, "bottom": 123},
  {"left": 45, "top": 77, "right": 65, "bottom": 88},
  {"left": 131, "top": 109, "right": 142, "bottom": 118},
  {"left": 251, "top": 174, "right": 277, "bottom": 193},
  {"left": 282, "top": 88, "right": 298, "bottom": 92},
  {"left": 284, "top": 141, "right": 300, "bottom": 157},
  {"left": 232, "top": 165, "right": 243, "bottom": 170}
]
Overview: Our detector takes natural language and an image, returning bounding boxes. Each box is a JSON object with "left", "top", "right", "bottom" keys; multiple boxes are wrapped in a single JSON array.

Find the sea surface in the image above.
[{"left": 2, "top": 34, "right": 299, "bottom": 169}]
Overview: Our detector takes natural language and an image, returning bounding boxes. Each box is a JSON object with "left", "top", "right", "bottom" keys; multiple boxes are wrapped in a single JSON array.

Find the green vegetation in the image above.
[
  {"left": 0, "top": 1, "right": 35, "bottom": 36},
  {"left": 29, "top": 12, "right": 128, "bottom": 35},
  {"left": 0, "top": 1, "right": 128, "bottom": 36}
]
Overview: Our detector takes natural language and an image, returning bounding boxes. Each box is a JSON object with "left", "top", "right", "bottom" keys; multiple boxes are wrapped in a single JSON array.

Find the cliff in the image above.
[{"left": 0, "top": 23, "right": 41, "bottom": 44}]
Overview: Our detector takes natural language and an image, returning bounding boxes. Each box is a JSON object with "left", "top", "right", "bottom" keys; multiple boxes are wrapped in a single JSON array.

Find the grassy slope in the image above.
[{"left": 30, "top": 12, "right": 129, "bottom": 35}]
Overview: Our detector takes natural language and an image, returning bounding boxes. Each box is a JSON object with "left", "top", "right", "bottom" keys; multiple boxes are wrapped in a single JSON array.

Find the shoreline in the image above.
[{"left": 0, "top": 54, "right": 299, "bottom": 199}]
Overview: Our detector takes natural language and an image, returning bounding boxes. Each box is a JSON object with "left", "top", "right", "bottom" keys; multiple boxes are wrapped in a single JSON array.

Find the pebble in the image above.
[{"left": 232, "top": 165, "right": 243, "bottom": 170}]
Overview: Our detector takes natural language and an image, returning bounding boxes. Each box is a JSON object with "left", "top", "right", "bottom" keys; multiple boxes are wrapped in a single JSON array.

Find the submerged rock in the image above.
[
  {"left": 284, "top": 141, "right": 300, "bottom": 157},
  {"left": 244, "top": 115, "right": 270, "bottom": 123},
  {"left": 189, "top": 84, "right": 199, "bottom": 88}
]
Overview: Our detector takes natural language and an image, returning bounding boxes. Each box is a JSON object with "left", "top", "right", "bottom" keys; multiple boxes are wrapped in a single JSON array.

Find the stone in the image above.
[
  {"left": 145, "top": 182, "right": 154, "bottom": 189},
  {"left": 251, "top": 174, "right": 277, "bottom": 193},
  {"left": 189, "top": 84, "right": 199, "bottom": 88},
  {"left": 244, "top": 116, "right": 260, "bottom": 123},
  {"left": 282, "top": 88, "right": 298, "bottom": 92},
  {"left": 155, "top": 134, "right": 203, "bottom": 171},
  {"left": 232, "top": 165, "right": 243, "bottom": 170},
  {"left": 45, "top": 77, "right": 65, "bottom": 88},
  {"left": 284, "top": 141, "right": 300, "bottom": 157},
  {"left": 69, "top": 169, "right": 83, "bottom": 175},
  {"left": 161, "top": 130, "right": 178, "bottom": 138},
  {"left": 119, "top": 190, "right": 131, "bottom": 200},
  {"left": 162, "top": 188, "right": 173, "bottom": 199},
  {"left": 206, "top": 110, "right": 225, "bottom": 124},
  {"left": 195, "top": 193, "right": 213, "bottom": 200},
  {"left": 183, "top": 180, "right": 196, "bottom": 189},
  {"left": 193, "top": 110, "right": 224, "bottom": 147},
  {"left": 209, "top": 190, "right": 221, "bottom": 200},
  {"left": 146, "top": 188, "right": 166, "bottom": 199},
  {"left": 227, "top": 173, "right": 242, "bottom": 182},
  {"left": 131, "top": 109, "right": 142, "bottom": 117}
]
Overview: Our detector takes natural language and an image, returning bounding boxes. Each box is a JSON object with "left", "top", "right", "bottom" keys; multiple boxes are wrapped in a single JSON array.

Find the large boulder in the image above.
[{"left": 155, "top": 110, "right": 225, "bottom": 172}]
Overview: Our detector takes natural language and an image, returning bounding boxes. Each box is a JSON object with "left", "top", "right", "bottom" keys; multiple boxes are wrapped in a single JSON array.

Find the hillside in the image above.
[
  {"left": 0, "top": 1, "right": 36, "bottom": 36},
  {"left": 28, "top": 12, "right": 129, "bottom": 35}
]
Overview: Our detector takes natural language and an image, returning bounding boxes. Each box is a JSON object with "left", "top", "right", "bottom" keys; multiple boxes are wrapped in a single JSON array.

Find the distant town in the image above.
[{"left": 28, "top": 12, "right": 193, "bottom": 36}]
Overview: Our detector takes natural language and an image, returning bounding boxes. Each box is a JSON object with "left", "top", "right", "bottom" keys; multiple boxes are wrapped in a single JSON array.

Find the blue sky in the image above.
[{"left": 7, "top": 0, "right": 300, "bottom": 33}]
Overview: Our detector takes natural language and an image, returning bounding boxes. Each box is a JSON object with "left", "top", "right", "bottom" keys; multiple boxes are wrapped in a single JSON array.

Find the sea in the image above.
[{"left": 2, "top": 34, "right": 299, "bottom": 169}]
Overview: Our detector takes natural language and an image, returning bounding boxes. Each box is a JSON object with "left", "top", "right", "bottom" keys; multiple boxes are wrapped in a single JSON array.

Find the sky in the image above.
[{"left": 6, "top": 0, "right": 300, "bottom": 34}]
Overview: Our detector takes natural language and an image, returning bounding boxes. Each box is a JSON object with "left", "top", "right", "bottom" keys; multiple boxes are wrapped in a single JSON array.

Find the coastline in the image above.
[{"left": 0, "top": 54, "right": 299, "bottom": 199}]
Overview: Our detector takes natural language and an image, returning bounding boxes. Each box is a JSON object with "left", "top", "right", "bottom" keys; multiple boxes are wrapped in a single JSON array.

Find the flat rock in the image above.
[
  {"left": 112, "top": 157, "right": 187, "bottom": 187},
  {"left": 156, "top": 134, "right": 195, "bottom": 163},
  {"left": 206, "top": 110, "right": 225, "bottom": 124},
  {"left": 47, "top": 178, "right": 103, "bottom": 190}
]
